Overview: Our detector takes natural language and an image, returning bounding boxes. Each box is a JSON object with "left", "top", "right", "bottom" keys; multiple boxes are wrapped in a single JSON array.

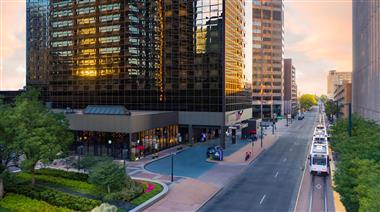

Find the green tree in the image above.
[
  {"left": 319, "top": 95, "right": 328, "bottom": 104},
  {"left": 88, "top": 161, "right": 125, "bottom": 194},
  {"left": 331, "top": 115, "right": 380, "bottom": 212},
  {"left": 0, "top": 97, "right": 18, "bottom": 198},
  {"left": 299, "top": 94, "right": 317, "bottom": 110},
  {"left": 11, "top": 89, "right": 73, "bottom": 185},
  {"left": 324, "top": 99, "right": 339, "bottom": 119}
]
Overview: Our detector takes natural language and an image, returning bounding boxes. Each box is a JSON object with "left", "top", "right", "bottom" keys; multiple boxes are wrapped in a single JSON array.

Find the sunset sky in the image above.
[{"left": 0, "top": 0, "right": 352, "bottom": 95}]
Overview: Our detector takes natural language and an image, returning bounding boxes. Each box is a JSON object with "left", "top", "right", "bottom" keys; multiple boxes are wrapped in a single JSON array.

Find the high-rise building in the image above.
[
  {"left": 283, "top": 59, "right": 297, "bottom": 116},
  {"left": 26, "top": 0, "right": 252, "bottom": 158},
  {"left": 353, "top": 1, "right": 380, "bottom": 123},
  {"left": 252, "top": 0, "right": 284, "bottom": 119},
  {"left": 326, "top": 70, "right": 351, "bottom": 99}
]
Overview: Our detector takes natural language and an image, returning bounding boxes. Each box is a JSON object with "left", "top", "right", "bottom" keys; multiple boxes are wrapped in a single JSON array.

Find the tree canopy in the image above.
[
  {"left": 9, "top": 89, "right": 73, "bottom": 185},
  {"left": 88, "top": 161, "right": 126, "bottom": 194},
  {"left": 299, "top": 94, "right": 317, "bottom": 110},
  {"left": 331, "top": 115, "right": 380, "bottom": 211}
]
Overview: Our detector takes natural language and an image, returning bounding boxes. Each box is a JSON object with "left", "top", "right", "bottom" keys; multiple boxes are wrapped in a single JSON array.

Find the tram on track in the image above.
[{"left": 309, "top": 143, "right": 330, "bottom": 176}]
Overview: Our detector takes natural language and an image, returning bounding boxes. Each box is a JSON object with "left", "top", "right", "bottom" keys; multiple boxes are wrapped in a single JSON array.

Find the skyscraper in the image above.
[
  {"left": 252, "top": 0, "right": 284, "bottom": 119},
  {"left": 353, "top": 0, "right": 380, "bottom": 123},
  {"left": 26, "top": 0, "right": 252, "bottom": 156},
  {"left": 283, "top": 59, "right": 297, "bottom": 116}
]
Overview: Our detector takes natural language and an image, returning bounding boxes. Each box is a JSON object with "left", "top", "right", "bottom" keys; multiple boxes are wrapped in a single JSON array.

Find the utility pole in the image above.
[{"left": 348, "top": 103, "right": 352, "bottom": 136}]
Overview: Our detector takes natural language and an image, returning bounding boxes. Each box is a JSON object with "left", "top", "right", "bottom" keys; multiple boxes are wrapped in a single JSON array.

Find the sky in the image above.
[{"left": 0, "top": 0, "right": 352, "bottom": 96}]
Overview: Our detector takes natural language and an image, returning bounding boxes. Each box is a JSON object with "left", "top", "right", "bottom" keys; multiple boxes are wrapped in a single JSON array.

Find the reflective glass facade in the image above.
[
  {"left": 27, "top": 0, "right": 50, "bottom": 94},
  {"left": 27, "top": 0, "right": 251, "bottom": 113},
  {"left": 252, "top": 0, "right": 284, "bottom": 118}
]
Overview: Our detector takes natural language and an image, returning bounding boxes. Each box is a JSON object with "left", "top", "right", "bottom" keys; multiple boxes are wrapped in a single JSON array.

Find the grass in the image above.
[
  {"left": 16, "top": 172, "right": 99, "bottom": 196},
  {"left": 131, "top": 181, "right": 163, "bottom": 205},
  {"left": 0, "top": 193, "right": 72, "bottom": 212}
]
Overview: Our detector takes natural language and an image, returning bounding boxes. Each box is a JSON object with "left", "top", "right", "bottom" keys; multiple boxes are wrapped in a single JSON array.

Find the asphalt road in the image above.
[{"left": 200, "top": 108, "right": 318, "bottom": 212}]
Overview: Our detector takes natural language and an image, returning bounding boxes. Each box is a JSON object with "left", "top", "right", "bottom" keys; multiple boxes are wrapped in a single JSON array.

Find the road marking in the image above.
[
  {"left": 274, "top": 171, "right": 279, "bottom": 178},
  {"left": 283, "top": 158, "right": 287, "bottom": 162},
  {"left": 260, "top": 194, "right": 266, "bottom": 205},
  {"left": 316, "top": 183, "right": 322, "bottom": 189}
]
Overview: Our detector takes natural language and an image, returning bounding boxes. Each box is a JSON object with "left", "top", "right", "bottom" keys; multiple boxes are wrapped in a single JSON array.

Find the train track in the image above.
[{"left": 309, "top": 175, "right": 328, "bottom": 212}]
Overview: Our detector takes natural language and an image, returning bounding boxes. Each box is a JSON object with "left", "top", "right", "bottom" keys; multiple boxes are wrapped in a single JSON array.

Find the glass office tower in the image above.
[
  {"left": 252, "top": 0, "right": 284, "bottom": 118},
  {"left": 26, "top": 0, "right": 50, "bottom": 95},
  {"left": 27, "top": 0, "right": 251, "bottom": 114}
]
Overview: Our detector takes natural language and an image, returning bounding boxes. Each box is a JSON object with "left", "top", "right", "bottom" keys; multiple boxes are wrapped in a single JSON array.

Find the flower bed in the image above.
[
  {"left": 7, "top": 184, "right": 101, "bottom": 211},
  {"left": 131, "top": 181, "right": 163, "bottom": 205},
  {"left": 0, "top": 193, "right": 71, "bottom": 212}
]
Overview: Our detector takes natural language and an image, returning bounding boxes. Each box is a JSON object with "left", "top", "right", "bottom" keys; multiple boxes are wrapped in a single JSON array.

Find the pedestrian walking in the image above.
[{"left": 245, "top": 151, "right": 250, "bottom": 161}]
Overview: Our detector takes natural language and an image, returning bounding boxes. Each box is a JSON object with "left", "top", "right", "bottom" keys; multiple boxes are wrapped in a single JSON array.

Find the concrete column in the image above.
[{"left": 188, "top": 125, "right": 193, "bottom": 145}]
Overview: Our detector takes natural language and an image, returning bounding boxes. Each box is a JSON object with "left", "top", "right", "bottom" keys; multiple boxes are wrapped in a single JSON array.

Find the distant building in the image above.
[
  {"left": 353, "top": 1, "right": 380, "bottom": 123},
  {"left": 283, "top": 59, "right": 298, "bottom": 116},
  {"left": 326, "top": 70, "right": 351, "bottom": 99},
  {"left": 333, "top": 81, "right": 352, "bottom": 118},
  {"left": 252, "top": 0, "right": 284, "bottom": 118}
]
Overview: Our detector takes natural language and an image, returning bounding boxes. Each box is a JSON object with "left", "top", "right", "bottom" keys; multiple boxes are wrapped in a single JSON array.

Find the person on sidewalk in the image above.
[{"left": 245, "top": 152, "right": 250, "bottom": 161}]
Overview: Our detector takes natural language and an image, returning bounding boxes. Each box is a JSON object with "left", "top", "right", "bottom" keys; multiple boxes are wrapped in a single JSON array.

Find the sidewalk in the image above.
[{"left": 143, "top": 119, "right": 290, "bottom": 211}]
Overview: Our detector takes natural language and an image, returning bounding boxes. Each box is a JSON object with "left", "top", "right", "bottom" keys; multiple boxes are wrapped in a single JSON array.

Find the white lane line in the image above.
[
  {"left": 283, "top": 158, "right": 287, "bottom": 162},
  {"left": 274, "top": 171, "right": 279, "bottom": 178},
  {"left": 260, "top": 194, "right": 267, "bottom": 205}
]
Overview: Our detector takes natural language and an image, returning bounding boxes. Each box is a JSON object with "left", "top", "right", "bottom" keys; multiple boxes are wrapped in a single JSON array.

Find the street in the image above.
[{"left": 200, "top": 108, "right": 318, "bottom": 212}]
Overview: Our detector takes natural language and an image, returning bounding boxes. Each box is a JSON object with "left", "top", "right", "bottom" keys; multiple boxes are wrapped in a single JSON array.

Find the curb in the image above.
[
  {"left": 143, "top": 146, "right": 189, "bottom": 169},
  {"left": 129, "top": 177, "right": 169, "bottom": 212}
]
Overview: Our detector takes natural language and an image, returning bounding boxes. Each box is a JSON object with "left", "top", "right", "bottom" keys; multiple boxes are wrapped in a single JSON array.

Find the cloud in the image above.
[{"left": 284, "top": 0, "right": 352, "bottom": 95}]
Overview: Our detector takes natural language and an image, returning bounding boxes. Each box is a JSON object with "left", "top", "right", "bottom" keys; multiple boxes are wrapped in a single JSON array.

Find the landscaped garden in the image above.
[
  {"left": 2, "top": 165, "right": 164, "bottom": 211},
  {"left": 0, "top": 89, "right": 164, "bottom": 211}
]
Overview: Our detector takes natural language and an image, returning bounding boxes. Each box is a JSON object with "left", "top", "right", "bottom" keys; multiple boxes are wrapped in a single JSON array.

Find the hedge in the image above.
[
  {"left": 36, "top": 168, "right": 88, "bottom": 181},
  {"left": 0, "top": 193, "right": 71, "bottom": 212},
  {"left": 7, "top": 184, "right": 101, "bottom": 211},
  {"left": 17, "top": 172, "right": 99, "bottom": 196}
]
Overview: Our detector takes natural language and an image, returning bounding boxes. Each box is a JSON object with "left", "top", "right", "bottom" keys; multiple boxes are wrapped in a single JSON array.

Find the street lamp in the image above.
[
  {"left": 260, "top": 123, "right": 263, "bottom": 148},
  {"left": 171, "top": 151, "right": 176, "bottom": 182},
  {"left": 336, "top": 102, "right": 352, "bottom": 136},
  {"left": 122, "top": 149, "right": 128, "bottom": 170},
  {"left": 77, "top": 145, "right": 83, "bottom": 171}
]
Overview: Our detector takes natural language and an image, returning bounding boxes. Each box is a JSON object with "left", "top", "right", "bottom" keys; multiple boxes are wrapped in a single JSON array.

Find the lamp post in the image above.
[
  {"left": 108, "top": 139, "right": 112, "bottom": 157},
  {"left": 171, "top": 152, "right": 176, "bottom": 182},
  {"left": 260, "top": 124, "right": 263, "bottom": 148},
  {"left": 77, "top": 145, "right": 83, "bottom": 171},
  {"left": 122, "top": 149, "right": 128, "bottom": 170},
  {"left": 348, "top": 103, "right": 352, "bottom": 137}
]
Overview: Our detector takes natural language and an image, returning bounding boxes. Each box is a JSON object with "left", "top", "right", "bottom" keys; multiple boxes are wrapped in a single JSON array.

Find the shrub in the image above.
[
  {"left": 6, "top": 184, "right": 101, "bottom": 211},
  {"left": 16, "top": 172, "right": 98, "bottom": 195},
  {"left": 91, "top": 203, "right": 118, "bottom": 212},
  {"left": 35, "top": 168, "right": 88, "bottom": 181},
  {"left": 0, "top": 193, "right": 71, "bottom": 212}
]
